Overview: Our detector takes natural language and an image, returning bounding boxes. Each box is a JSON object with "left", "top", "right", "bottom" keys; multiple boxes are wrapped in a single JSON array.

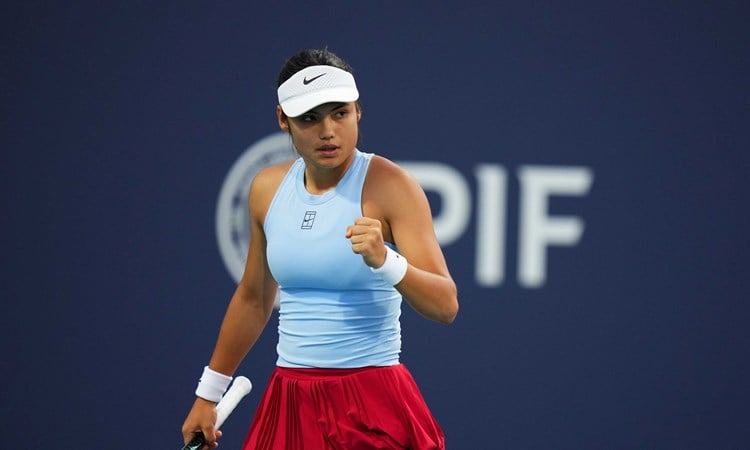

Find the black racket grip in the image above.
[{"left": 181, "top": 432, "right": 207, "bottom": 450}]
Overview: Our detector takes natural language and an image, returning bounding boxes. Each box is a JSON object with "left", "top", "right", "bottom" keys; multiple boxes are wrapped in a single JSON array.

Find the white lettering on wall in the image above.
[
  {"left": 475, "top": 164, "right": 508, "bottom": 286},
  {"left": 517, "top": 166, "right": 594, "bottom": 287},
  {"left": 400, "top": 162, "right": 593, "bottom": 288}
]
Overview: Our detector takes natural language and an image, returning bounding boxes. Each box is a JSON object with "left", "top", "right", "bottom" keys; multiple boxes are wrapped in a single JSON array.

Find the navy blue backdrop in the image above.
[{"left": 3, "top": 2, "right": 749, "bottom": 449}]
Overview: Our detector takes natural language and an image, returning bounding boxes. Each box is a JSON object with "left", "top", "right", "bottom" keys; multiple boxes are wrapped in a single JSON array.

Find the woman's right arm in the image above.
[{"left": 180, "top": 166, "right": 283, "bottom": 448}]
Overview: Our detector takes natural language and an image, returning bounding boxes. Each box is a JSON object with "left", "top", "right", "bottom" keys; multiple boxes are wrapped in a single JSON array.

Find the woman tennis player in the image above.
[{"left": 181, "top": 48, "right": 459, "bottom": 450}]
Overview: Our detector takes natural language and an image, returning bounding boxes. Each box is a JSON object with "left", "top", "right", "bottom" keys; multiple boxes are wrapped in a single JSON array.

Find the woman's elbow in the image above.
[
  {"left": 437, "top": 301, "right": 459, "bottom": 324},
  {"left": 436, "top": 284, "right": 459, "bottom": 324}
]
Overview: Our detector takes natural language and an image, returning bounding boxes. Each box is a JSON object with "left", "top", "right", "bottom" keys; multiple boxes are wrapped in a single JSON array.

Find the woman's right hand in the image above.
[{"left": 181, "top": 397, "right": 222, "bottom": 449}]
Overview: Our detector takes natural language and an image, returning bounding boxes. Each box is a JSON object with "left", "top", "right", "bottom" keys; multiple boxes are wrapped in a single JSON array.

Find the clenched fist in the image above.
[{"left": 345, "top": 217, "right": 387, "bottom": 269}]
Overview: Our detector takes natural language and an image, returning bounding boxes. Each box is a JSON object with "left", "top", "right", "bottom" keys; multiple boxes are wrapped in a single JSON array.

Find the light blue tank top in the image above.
[{"left": 264, "top": 150, "right": 402, "bottom": 368}]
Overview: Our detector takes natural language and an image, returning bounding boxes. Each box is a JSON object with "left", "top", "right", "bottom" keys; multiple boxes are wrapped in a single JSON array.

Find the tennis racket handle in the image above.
[
  {"left": 215, "top": 376, "right": 252, "bottom": 428},
  {"left": 181, "top": 376, "right": 253, "bottom": 450},
  {"left": 181, "top": 433, "right": 207, "bottom": 450}
]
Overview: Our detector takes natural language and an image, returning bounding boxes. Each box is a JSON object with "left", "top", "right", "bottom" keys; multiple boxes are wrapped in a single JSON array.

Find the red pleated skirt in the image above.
[{"left": 242, "top": 364, "right": 445, "bottom": 449}]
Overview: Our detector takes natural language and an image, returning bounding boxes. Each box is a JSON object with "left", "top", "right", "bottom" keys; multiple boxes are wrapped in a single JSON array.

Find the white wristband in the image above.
[
  {"left": 370, "top": 246, "right": 408, "bottom": 285},
  {"left": 195, "top": 365, "right": 233, "bottom": 403}
]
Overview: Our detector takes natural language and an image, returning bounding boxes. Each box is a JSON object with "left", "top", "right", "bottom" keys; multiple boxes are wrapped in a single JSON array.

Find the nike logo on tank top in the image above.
[{"left": 264, "top": 150, "right": 402, "bottom": 368}]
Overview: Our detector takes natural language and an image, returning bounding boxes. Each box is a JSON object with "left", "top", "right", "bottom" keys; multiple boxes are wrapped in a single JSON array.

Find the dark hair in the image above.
[{"left": 276, "top": 48, "right": 354, "bottom": 87}]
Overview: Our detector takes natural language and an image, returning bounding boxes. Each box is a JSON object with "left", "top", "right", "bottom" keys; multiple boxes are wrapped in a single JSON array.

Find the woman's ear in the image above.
[{"left": 277, "top": 105, "right": 289, "bottom": 131}]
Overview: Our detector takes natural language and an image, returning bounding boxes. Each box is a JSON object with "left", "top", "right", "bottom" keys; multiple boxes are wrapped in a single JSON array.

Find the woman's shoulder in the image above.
[
  {"left": 249, "top": 159, "right": 297, "bottom": 216},
  {"left": 366, "top": 153, "right": 419, "bottom": 191},
  {"left": 252, "top": 159, "right": 296, "bottom": 192},
  {"left": 364, "top": 153, "right": 426, "bottom": 209}
]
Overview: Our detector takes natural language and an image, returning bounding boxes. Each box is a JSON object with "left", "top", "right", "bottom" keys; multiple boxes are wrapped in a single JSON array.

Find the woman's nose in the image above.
[{"left": 318, "top": 116, "right": 335, "bottom": 140}]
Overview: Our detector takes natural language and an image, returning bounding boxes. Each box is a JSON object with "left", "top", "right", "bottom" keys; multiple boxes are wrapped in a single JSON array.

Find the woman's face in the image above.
[{"left": 277, "top": 101, "right": 361, "bottom": 172}]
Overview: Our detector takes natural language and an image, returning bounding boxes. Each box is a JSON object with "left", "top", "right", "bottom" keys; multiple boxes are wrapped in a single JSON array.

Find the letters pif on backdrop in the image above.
[{"left": 216, "top": 132, "right": 593, "bottom": 288}]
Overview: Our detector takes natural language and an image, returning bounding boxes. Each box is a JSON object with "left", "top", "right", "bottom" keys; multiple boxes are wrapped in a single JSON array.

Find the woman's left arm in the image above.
[{"left": 350, "top": 156, "right": 459, "bottom": 324}]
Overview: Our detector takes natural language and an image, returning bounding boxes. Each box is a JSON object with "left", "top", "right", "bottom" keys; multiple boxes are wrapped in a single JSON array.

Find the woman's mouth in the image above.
[{"left": 317, "top": 145, "right": 339, "bottom": 155}]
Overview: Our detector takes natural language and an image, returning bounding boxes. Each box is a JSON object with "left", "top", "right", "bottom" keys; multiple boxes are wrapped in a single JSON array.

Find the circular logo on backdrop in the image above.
[{"left": 216, "top": 132, "right": 298, "bottom": 283}]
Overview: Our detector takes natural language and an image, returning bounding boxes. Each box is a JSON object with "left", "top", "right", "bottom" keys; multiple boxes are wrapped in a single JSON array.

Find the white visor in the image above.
[{"left": 277, "top": 65, "right": 359, "bottom": 117}]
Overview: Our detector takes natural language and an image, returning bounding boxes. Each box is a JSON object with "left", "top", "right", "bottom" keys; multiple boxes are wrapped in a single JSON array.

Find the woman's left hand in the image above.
[{"left": 345, "top": 217, "right": 387, "bottom": 268}]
